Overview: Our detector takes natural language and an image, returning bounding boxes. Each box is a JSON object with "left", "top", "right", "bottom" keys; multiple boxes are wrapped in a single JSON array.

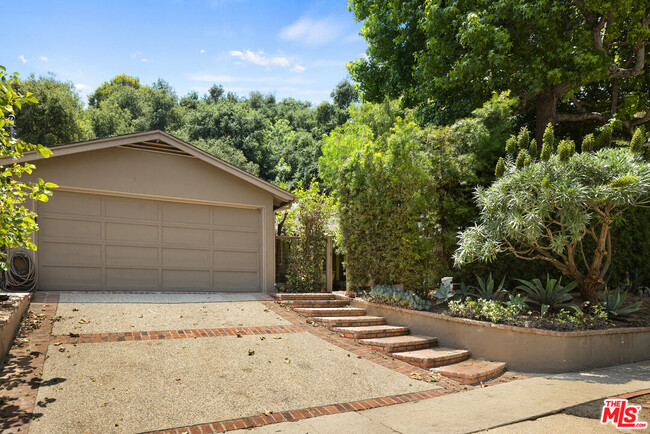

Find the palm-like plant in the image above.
[
  {"left": 515, "top": 275, "right": 577, "bottom": 311},
  {"left": 470, "top": 274, "right": 507, "bottom": 300}
]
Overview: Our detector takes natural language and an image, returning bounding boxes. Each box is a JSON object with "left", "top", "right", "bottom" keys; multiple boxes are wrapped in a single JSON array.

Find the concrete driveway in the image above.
[{"left": 2, "top": 292, "right": 455, "bottom": 433}]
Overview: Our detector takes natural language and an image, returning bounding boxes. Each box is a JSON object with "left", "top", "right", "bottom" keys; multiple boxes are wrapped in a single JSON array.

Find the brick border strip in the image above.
[
  {"left": 51, "top": 325, "right": 305, "bottom": 344},
  {"left": 144, "top": 388, "right": 445, "bottom": 434},
  {"left": 1, "top": 291, "right": 60, "bottom": 433}
]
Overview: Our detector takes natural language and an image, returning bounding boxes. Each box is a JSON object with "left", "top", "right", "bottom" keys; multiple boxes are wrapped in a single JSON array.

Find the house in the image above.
[{"left": 10, "top": 130, "right": 294, "bottom": 293}]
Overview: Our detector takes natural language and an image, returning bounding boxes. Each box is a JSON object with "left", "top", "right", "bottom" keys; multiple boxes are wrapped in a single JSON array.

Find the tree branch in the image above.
[{"left": 556, "top": 111, "right": 610, "bottom": 123}]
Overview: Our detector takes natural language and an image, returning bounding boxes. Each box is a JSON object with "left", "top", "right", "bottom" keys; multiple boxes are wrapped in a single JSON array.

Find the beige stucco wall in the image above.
[
  {"left": 23, "top": 146, "right": 277, "bottom": 292},
  {"left": 352, "top": 299, "right": 650, "bottom": 373}
]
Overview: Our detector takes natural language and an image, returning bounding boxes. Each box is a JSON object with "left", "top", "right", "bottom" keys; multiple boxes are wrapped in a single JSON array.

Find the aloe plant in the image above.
[
  {"left": 515, "top": 275, "right": 577, "bottom": 311},
  {"left": 601, "top": 287, "right": 642, "bottom": 319},
  {"left": 470, "top": 274, "right": 507, "bottom": 300}
]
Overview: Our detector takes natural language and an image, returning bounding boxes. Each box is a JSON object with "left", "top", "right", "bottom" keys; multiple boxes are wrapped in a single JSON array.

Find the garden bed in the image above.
[
  {"left": 0, "top": 292, "right": 32, "bottom": 366},
  {"left": 350, "top": 297, "right": 650, "bottom": 373}
]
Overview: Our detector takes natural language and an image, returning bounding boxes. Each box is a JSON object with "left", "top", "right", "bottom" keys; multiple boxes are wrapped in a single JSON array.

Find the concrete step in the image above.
[
  {"left": 294, "top": 307, "right": 366, "bottom": 317},
  {"left": 280, "top": 299, "right": 349, "bottom": 308},
  {"left": 392, "top": 348, "right": 471, "bottom": 369},
  {"left": 312, "top": 316, "right": 386, "bottom": 327},
  {"left": 274, "top": 293, "right": 336, "bottom": 301},
  {"left": 358, "top": 335, "right": 437, "bottom": 353},
  {"left": 332, "top": 325, "right": 409, "bottom": 339},
  {"left": 433, "top": 359, "right": 507, "bottom": 384}
]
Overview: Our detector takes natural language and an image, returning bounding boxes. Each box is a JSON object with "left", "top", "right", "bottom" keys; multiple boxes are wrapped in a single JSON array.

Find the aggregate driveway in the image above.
[{"left": 28, "top": 293, "right": 434, "bottom": 433}]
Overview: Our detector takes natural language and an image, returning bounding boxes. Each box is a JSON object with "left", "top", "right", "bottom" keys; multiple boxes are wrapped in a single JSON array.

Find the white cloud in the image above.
[
  {"left": 141, "top": 58, "right": 150, "bottom": 63},
  {"left": 74, "top": 83, "right": 91, "bottom": 92},
  {"left": 200, "top": 49, "right": 206, "bottom": 54},
  {"left": 130, "top": 51, "right": 142, "bottom": 58},
  {"left": 280, "top": 16, "right": 344, "bottom": 46},
  {"left": 18, "top": 55, "right": 27, "bottom": 64},
  {"left": 188, "top": 73, "right": 276, "bottom": 83},
  {"left": 291, "top": 64, "right": 306, "bottom": 73},
  {"left": 39, "top": 56, "right": 48, "bottom": 61},
  {"left": 229, "top": 50, "right": 290, "bottom": 67}
]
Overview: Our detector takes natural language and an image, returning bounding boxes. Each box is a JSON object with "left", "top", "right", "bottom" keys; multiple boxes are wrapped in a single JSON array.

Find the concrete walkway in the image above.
[{"left": 233, "top": 361, "right": 650, "bottom": 433}]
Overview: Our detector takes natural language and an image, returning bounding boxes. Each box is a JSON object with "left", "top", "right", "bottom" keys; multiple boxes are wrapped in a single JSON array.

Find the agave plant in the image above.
[
  {"left": 454, "top": 282, "right": 474, "bottom": 299},
  {"left": 470, "top": 274, "right": 507, "bottom": 300},
  {"left": 433, "top": 278, "right": 455, "bottom": 305},
  {"left": 515, "top": 275, "right": 577, "bottom": 311},
  {"left": 620, "top": 269, "right": 650, "bottom": 298},
  {"left": 601, "top": 286, "right": 642, "bottom": 319}
]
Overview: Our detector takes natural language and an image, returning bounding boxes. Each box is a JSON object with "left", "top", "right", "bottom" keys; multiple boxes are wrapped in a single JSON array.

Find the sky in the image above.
[{"left": 2, "top": 0, "right": 368, "bottom": 105}]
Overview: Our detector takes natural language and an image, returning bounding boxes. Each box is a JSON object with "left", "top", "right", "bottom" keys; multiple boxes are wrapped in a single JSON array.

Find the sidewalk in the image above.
[{"left": 233, "top": 360, "right": 650, "bottom": 433}]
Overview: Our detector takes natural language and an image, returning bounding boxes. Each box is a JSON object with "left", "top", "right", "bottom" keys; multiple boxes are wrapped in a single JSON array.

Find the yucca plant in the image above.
[
  {"left": 601, "top": 287, "right": 642, "bottom": 319},
  {"left": 515, "top": 275, "right": 577, "bottom": 311},
  {"left": 470, "top": 274, "right": 507, "bottom": 300}
]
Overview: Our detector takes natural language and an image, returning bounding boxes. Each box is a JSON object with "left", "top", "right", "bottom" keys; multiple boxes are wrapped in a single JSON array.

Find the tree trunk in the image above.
[{"left": 535, "top": 92, "right": 558, "bottom": 145}]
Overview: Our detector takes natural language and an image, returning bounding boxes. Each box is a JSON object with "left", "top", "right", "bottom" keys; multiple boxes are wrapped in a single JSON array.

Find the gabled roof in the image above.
[{"left": 9, "top": 130, "right": 295, "bottom": 209}]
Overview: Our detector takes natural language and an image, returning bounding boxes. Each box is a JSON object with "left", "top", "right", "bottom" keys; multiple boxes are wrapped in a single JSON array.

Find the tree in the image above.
[
  {"left": 88, "top": 74, "right": 141, "bottom": 107},
  {"left": 331, "top": 79, "right": 359, "bottom": 110},
  {"left": 14, "top": 74, "right": 86, "bottom": 145},
  {"left": 349, "top": 0, "right": 650, "bottom": 142},
  {"left": 454, "top": 126, "right": 650, "bottom": 304},
  {"left": 0, "top": 67, "right": 57, "bottom": 267}
]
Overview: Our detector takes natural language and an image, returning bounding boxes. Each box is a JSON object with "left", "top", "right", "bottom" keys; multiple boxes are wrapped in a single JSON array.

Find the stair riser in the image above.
[
  {"left": 275, "top": 294, "right": 336, "bottom": 301},
  {"left": 295, "top": 308, "right": 365, "bottom": 317},
  {"left": 281, "top": 300, "right": 349, "bottom": 308},
  {"left": 442, "top": 365, "right": 506, "bottom": 385},
  {"left": 338, "top": 329, "right": 409, "bottom": 340},
  {"left": 315, "top": 318, "right": 386, "bottom": 327},
  {"left": 362, "top": 340, "right": 437, "bottom": 353},
  {"left": 393, "top": 352, "right": 470, "bottom": 369}
]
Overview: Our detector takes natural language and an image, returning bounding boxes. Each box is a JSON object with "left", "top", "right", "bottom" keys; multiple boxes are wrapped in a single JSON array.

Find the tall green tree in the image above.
[
  {"left": 14, "top": 74, "right": 86, "bottom": 145},
  {"left": 349, "top": 0, "right": 650, "bottom": 142},
  {"left": 0, "top": 67, "right": 57, "bottom": 267}
]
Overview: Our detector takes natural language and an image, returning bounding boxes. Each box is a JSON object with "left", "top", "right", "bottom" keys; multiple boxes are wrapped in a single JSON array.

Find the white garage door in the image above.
[{"left": 36, "top": 191, "right": 261, "bottom": 291}]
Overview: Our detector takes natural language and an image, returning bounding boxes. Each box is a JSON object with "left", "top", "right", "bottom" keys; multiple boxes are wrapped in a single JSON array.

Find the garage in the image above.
[{"left": 13, "top": 130, "right": 294, "bottom": 292}]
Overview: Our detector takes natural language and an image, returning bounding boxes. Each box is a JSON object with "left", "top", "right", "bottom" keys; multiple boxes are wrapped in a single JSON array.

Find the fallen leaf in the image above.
[
  {"left": 248, "top": 349, "right": 255, "bottom": 356},
  {"left": 78, "top": 319, "right": 90, "bottom": 324},
  {"left": 175, "top": 378, "right": 181, "bottom": 381},
  {"left": 263, "top": 409, "right": 273, "bottom": 416},
  {"left": 236, "top": 333, "right": 242, "bottom": 338},
  {"left": 72, "top": 308, "right": 79, "bottom": 312},
  {"left": 272, "top": 336, "right": 282, "bottom": 340},
  {"left": 284, "top": 359, "right": 290, "bottom": 364},
  {"left": 58, "top": 348, "right": 65, "bottom": 353},
  {"left": 69, "top": 333, "right": 79, "bottom": 338},
  {"left": 53, "top": 342, "right": 63, "bottom": 346},
  {"left": 260, "top": 336, "right": 266, "bottom": 341},
  {"left": 99, "top": 402, "right": 107, "bottom": 407}
]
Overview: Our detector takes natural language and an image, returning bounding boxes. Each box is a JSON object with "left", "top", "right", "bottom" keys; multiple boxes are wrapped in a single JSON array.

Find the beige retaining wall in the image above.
[
  {"left": 0, "top": 293, "right": 32, "bottom": 366},
  {"left": 351, "top": 298, "right": 650, "bottom": 373}
]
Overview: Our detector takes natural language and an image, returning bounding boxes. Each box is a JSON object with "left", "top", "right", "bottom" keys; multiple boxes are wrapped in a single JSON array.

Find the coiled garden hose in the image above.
[{"left": 5, "top": 252, "right": 37, "bottom": 292}]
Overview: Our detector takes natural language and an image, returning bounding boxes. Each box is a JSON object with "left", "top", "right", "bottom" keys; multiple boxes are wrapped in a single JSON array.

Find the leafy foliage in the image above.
[
  {"left": 515, "top": 275, "right": 577, "bottom": 311},
  {"left": 432, "top": 279, "right": 455, "bottom": 305},
  {"left": 448, "top": 298, "right": 520, "bottom": 323},
  {"left": 469, "top": 273, "right": 507, "bottom": 301},
  {"left": 0, "top": 67, "right": 57, "bottom": 268},
  {"left": 369, "top": 285, "right": 432, "bottom": 311},
  {"left": 321, "top": 94, "right": 516, "bottom": 296},
  {"left": 279, "top": 182, "right": 335, "bottom": 292},
  {"left": 455, "top": 125, "right": 650, "bottom": 304},
  {"left": 600, "top": 287, "right": 642, "bottom": 318}
]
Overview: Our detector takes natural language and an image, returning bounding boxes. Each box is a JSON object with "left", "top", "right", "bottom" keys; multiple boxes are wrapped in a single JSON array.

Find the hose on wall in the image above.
[{"left": 5, "top": 252, "right": 37, "bottom": 292}]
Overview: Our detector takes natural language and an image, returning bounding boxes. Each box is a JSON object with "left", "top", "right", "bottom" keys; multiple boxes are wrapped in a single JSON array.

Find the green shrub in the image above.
[
  {"left": 600, "top": 287, "right": 642, "bottom": 319},
  {"left": 515, "top": 275, "right": 577, "bottom": 311},
  {"left": 469, "top": 274, "right": 507, "bottom": 300},
  {"left": 448, "top": 298, "right": 519, "bottom": 323},
  {"left": 369, "top": 285, "right": 432, "bottom": 311}
]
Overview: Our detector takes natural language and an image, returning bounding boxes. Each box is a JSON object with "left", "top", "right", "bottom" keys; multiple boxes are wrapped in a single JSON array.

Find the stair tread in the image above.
[
  {"left": 433, "top": 359, "right": 506, "bottom": 383},
  {"left": 393, "top": 348, "right": 470, "bottom": 359},
  {"left": 295, "top": 307, "right": 363, "bottom": 312},
  {"left": 332, "top": 325, "right": 408, "bottom": 332},
  {"left": 281, "top": 300, "right": 348, "bottom": 305},
  {"left": 275, "top": 293, "right": 335, "bottom": 298},
  {"left": 359, "top": 335, "right": 435, "bottom": 344},
  {"left": 312, "top": 316, "right": 385, "bottom": 321}
]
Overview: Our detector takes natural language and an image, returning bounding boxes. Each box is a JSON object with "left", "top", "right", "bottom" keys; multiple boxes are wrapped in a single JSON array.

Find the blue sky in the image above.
[{"left": 2, "top": 0, "right": 367, "bottom": 105}]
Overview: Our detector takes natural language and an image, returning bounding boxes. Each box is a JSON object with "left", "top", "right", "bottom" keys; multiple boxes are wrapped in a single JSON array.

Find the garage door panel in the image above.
[
  {"left": 39, "top": 218, "right": 102, "bottom": 241},
  {"left": 162, "top": 270, "right": 211, "bottom": 287},
  {"left": 213, "top": 250, "right": 258, "bottom": 270},
  {"left": 106, "top": 268, "right": 159, "bottom": 286},
  {"left": 213, "top": 271, "right": 258, "bottom": 289},
  {"left": 213, "top": 230, "right": 258, "bottom": 250},
  {"left": 162, "top": 227, "right": 210, "bottom": 246},
  {"left": 162, "top": 248, "right": 210, "bottom": 267},
  {"left": 212, "top": 207, "right": 258, "bottom": 228},
  {"left": 38, "top": 191, "right": 262, "bottom": 291},
  {"left": 105, "top": 245, "right": 158, "bottom": 266},
  {"left": 39, "top": 242, "right": 102, "bottom": 266},
  {"left": 162, "top": 202, "right": 210, "bottom": 225},
  {"left": 40, "top": 191, "right": 101, "bottom": 217},
  {"left": 105, "top": 197, "right": 158, "bottom": 221},
  {"left": 106, "top": 222, "right": 158, "bottom": 243},
  {"left": 40, "top": 266, "right": 102, "bottom": 286}
]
